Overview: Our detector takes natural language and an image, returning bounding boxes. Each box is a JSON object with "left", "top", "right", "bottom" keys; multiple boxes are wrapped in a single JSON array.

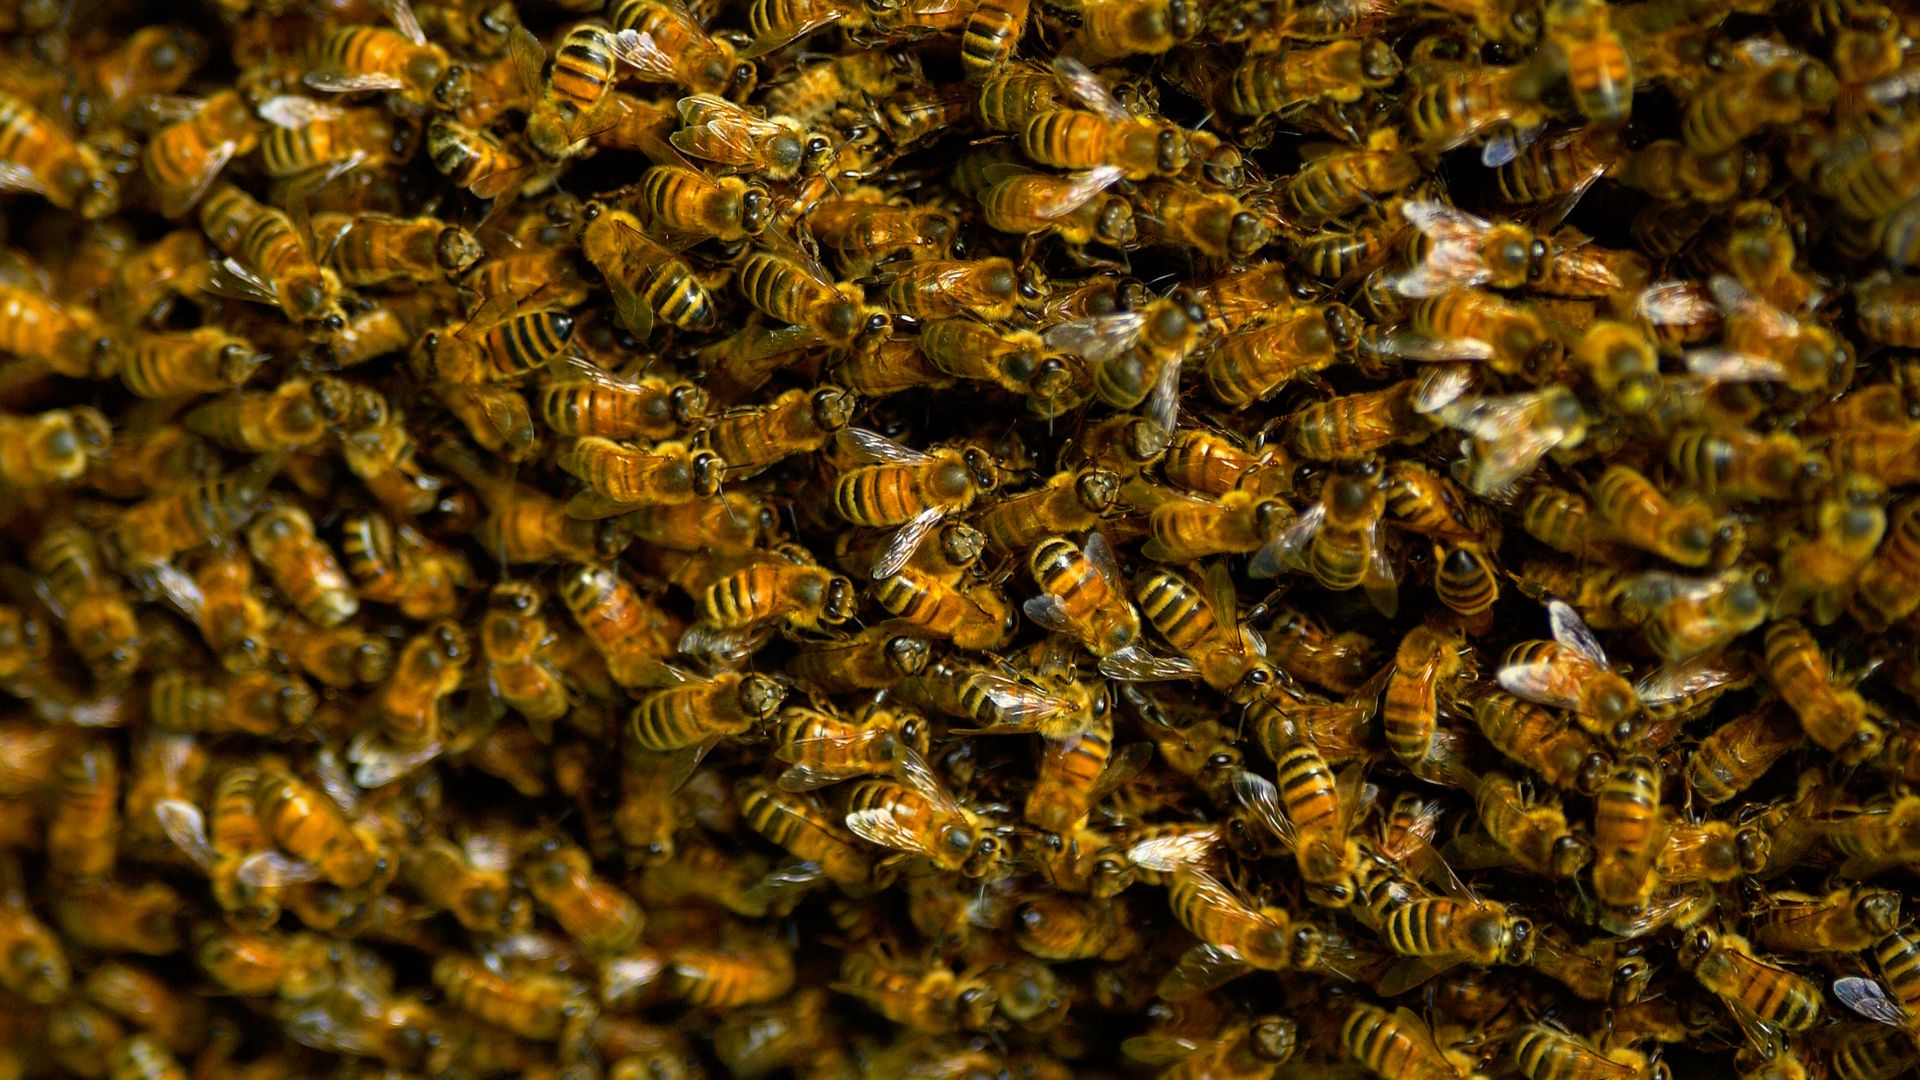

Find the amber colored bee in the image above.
[
  {"left": 473, "top": 583, "right": 566, "bottom": 737},
  {"left": 844, "top": 753, "right": 1009, "bottom": 879},
  {"left": 273, "top": 617, "right": 391, "bottom": 691},
  {"left": 1235, "top": 744, "right": 1363, "bottom": 901},
  {"left": 577, "top": 203, "right": 714, "bottom": 340},
  {"left": 1450, "top": 771, "right": 1592, "bottom": 880},
  {"left": 668, "top": 92, "right": 831, "bottom": 181},
  {"left": 365, "top": 620, "right": 467, "bottom": 759},
  {"left": 1281, "top": 374, "right": 1454, "bottom": 462},
  {"left": 1687, "top": 275, "right": 1842, "bottom": 394},
  {"left": 239, "top": 505, "right": 355, "bottom": 629},
  {"left": 540, "top": 360, "right": 706, "bottom": 444},
  {"left": 610, "top": 0, "right": 756, "bottom": 97},
  {"left": 25, "top": 522, "right": 138, "bottom": 679},
  {"left": 1473, "top": 691, "right": 1610, "bottom": 794},
  {"left": 1855, "top": 499, "right": 1920, "bottom": 628},
  {"left": 0, "top": 286, "right": 114, "bottom": 380},
  {"left": 1150, "top": 863, "right": 1326, "bottom": 998},
  {"left": 1160, "top": 428, "right": 1288, "bottom": 500},
  {"left": 736, "top": 245, "right": 893, "bottom": 352},
  {"left": 631, "top": 669, "right": 787, "bottom": 752},
  {"left": 304, "top": 3, "right": 459, "bottom": 105},
  {"left": 1203, "top": 306, "right": 1340, "bottom": 408},
  {"left": 635, "top": 163, "right": 771, "bottom": 243},
  {"left": 1656, "top": 819, "right": 1770, "bottom": 885},
  {"left": 1687, "top": 706, "right": 1802, "bottom": 805},
  {"left": 520, "top": 835, "right": 644, "bottom": 954},
  {"left": 1682, "top": 52, "right": 1837, "bottom": 157},
  {"left": 1341, "top": 1003, "right": 1482, "bottom": 1080},
  {"left": 834, "top": 951, "right": 997, "bottom": 1035},
  {"left": 772, "top": 701, "right": 928, "bottom": 792},
  {"left": 197, "top": 184, "right": 344, "bottom": 329},
  {"left": 1591, "top": 755, "right": 1663, "bottom": 910},
  {"left": 1404, "top": 63, "right": 1546, "bottom": 166},
  {"left": 111, "top": 455, "right": 279, "bottom": 567},
  {"left": 1024, "top": 531, "right": 1141, "bottom": 660},
  {"left": 786, "top": 623, "right": 932, "bottom": 693},
  {"left": 831, "top": 428, "right": 998, "bottom": 578},
  {"left": 0, "top": 89, "right": 118, "bottom": 219},
  {"left": 256, "top": 96, "right": 404, "bottom": 181},
  {"left": 140, "top": 90, "right": 257, "bottom": 219},
  {"left": 429, "top": 117, "right": 541, "bottom": 202},
  {"left": 1380, "top": 623, "right": 1464, "bottom": 767},
  {"left": 1772, "top": 479, "right": 1887, "bottom": 624},
  {"left": 1133, "top": 181, "right": 1273, "bottom": 260},
  {"left": 1764, "top": 619, "right": 1883, "bottom": 764},
  {"left": 247, "top": 761, "right": 390, "bottom": 890},
  {"left": 556, "top": 437, "right": 725, "bottom": 518},
  {"left": 308, "top": 211, "right": 483, "bottom": 286},
  {"left": 978, "top": 163, "right": 1135, "bottom": 249},
  {"left": 1754, "top": 887, "right": 1901, "bottom": 955},
  {"left": 694, "top": 552, "right": 857, "bottom": 638},
  {"left": 918, "top": 320, "right": 1079, "bottom": 416},
  {"left": 1612, "top": 568, "right": 1767, "bottom": 663},
  {"left": 1216, "top": 38, "right": 1400, "bottom": 121},
  {"left": 193, "top": 925, "right": 334, "bottom": 999},
  {"left": 45, "top": 740, "right": 117, "bottom": 882},
  {"left": 1285, "top": 136, "right": 1421, "bottom": 226},
  {"left": 1068, "top": 0, "right": 1195, "bottom": 61},
  {"left": 81, "top": 961, "right": 207, "bottom": 1057},
  {"left": 702, "top": 386, "right": 854, "bottom": 480},
  {"left": 1107, "top": 562, "right": 1272, "bottom": 700},
  {"left": 1511, "top": 1024, "right": 1666, "bottom": 1080},
  {"left": 1683, "top": 927, "right": 1825, "bottom": 1033},
  {"left": 1017, "top": 61, "right": 1188, "bottom": 180},
  {"left": 739, "top": 778, "right": 880, "bottom": 895},
  {"left": 433, "top": 952, "right": 592, "bottom": 1042},
  {"left": 810, "top": 194, "right": 955, "bottom": 271},
  {"left": 555, "top": 564, "right": 674, "bottom": 689},
  {"left": 1015, "top": 893, "right": 1138, "bottom": 963}
]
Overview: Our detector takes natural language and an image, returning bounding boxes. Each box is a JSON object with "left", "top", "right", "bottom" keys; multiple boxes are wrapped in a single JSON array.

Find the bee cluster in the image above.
[{"left": 4, "top": 0, "right": 1920, "bottom": 1075}]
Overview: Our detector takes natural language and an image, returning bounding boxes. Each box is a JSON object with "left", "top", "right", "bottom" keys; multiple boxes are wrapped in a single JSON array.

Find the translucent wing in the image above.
[
  {"left": 1145, "top": 352, "right": 1183, "bottom": 441},
  {"left": 204, "top": 258, "right": 282, "bottom": 306},
  {"left": 946, "top": 672, "right": 1074, "bottom": 733},
  {"left": 1498, "top": 662, "right": 1581, "bottom": 712},
  {"left": 1390, "top": 201, "right": 1494, "bottom": 297},
  {"left": 1708, "top": 273, "right": 1801, "bottom": 339},
  {"left": 672, "top": 95, "right": 786, "bottom": 167},
  {"left": 1374, "top": 953, "right": 1466, "bottom": 997},
  {"left": 1043, "top": 310, "right": 1149, "bottom": 363},
  {"left": 1022, "top": 594, "right": 1078, "bottom": 636},
  {"left": 610, "top": 31, "right": 681, "bottom": 81},
  {"left": 1098, "top": 645, "right": 1200, "bottom": 681},
  {"left": 1481, "top": 120, "right": 1543, "bottom": 167},
  {"left": 1635, "top": 655, "right": 1737, "bottom": 706},
  {"left": 1084, "top": 531, "right": 1124, "bottom": 587},
  {"left": 258, "top": 95, "right": 345, "bottom": 129},
  {"left": 870, "top": 506, "right": 946, "bottom": 580},
  {"left": 1232, "top": 769, "right": 1298, "bottom": 849},
  {"left": 1259, "top": 501, "right": 1324, "bottom": 579},
  {"left": 1051, "top": 56, "right": 1129, "bottom": 121},
  {"left": 778, "top": 761, "right": 873, "bottom": 791},
  {"left": 1833, "top": 976, "right": 1913, "bottom": 1027},
  {"left": 153, "top": 799, "right": 217, "bottom": 869},
  {"left": 509, "top": 25, "right": 546, "bottom": 100},
  {"left": 1157, "top": 942, "right": 1253, "bottom": 1000},
  {"left": 304, "top": 70, "right": 407, "bottom": 94},
  {"left": 1548, "top": 599, "right": 1607, "bottom": 666},
  {"left": 1363, "top": 519, "right": 1398, "bottom": 618},
  {"left": 1126, "top": 828, "right": 1221, "bottom": 872},
  {"left": 380, "top": 0, "right": 427, "bottom": 45},
  {"left": 1408, "top": 364, "right": 1474, "bottom": 415},
  {"left": 1635, "top": 279, "right": 1717, "bottom": 327},
  {"left": 236, "top": 850, "right": 323, "bottom": 887},
  {"left": 837, "top": 427, "right": 934, "bottom": 465},
  {"left": 156, "top": 141, "right": 240, "bottom": 219},
  {"left": 1119, "top": 1033, "right": 1203, "bottom": 1065},
  {"left": 845, "top": 800, "right": 939, "bottom": 859},
  {"left": 0, "top": 162, "right": 47, "bottom": 195},
  {"left": 1014, "top": 165, "right": 1125, "bottom": 218},
  {"left": 1378, "top": 327, "right": 1498, "bottom": 362},
  {"left": 1685, "top": 347, "right": 1786, "bottom": 384}
]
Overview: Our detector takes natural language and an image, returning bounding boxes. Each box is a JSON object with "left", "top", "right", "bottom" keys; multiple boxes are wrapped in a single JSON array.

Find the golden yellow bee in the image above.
[
  {"left": 1683, "top": 927, "right": 1824, "bottom": 1034},
  {"left": 0, "top": 89, "right": 118, "bottom": 219},
  {"left": 1342, "top": 1003, "right": 1482, "bottom": 1080},
  {"left": 521, "top": 835, "right": 645, "bottom": 953},
  {"left": 630, "top": 668, "right": 787, "bottom": 751},
  {"left": 141, "top": 90, "right": 257, "bottom": 218}
]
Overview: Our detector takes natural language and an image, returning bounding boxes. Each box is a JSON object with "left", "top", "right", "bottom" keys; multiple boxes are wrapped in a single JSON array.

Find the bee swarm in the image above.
[{"left": 2, "top": 0, "right": 1920, "bottom": 1077}]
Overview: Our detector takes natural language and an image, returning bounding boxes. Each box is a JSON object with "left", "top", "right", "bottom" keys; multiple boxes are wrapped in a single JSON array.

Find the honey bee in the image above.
[
  {"left": 1827, "top": 922, "right": 1918, "bottom": 1026},
  {"left": 1450, "top": 771, "right": 1593, "bottom": 879},
  {"left": 433, "top": 953, "right": 593, "bottom": 1041},
  {"left": 1212, "top": 38, "right": 1401, "bottom": 120},
  {"left": 873, "top": 258, "right": 1023, "bottom": 322},
  {"left": 556, "top": 437, "right": 725, "bottom": 517},
  {"left": 476, "top": 582, "right": 567, "bottom": 736},
  {"left": 831, "top": 428, "right": 999, "bottom": 579},
  {"left": 0, "top": 90, "right": 118, "bottom": 219},
  {"left": 773, "top": 700, "right": 928, "bottom": 791},
  {"left": 111, "top": 455, "right": 280, "bottom": 567},
  {"left": 1014, "top": 890, "right": 1136, "bottom": 964},
  {"left": 1762, "top": 619, "right": 1883, "bottom": 763},
  {"left": 844, "top": 752, "right": 1009, "bottom": 879},
  {"left": 1132, "top": 181, "right": 1274, "bottom": 260},
  {"left": 304, "top": 0, "right": 460, "bottom": 106},
  {"left": 141, "top": 91, "right": 258, "bottom": 219},
  {"left": 1495, "top": 600, "right": 1648, "bottom": 746},
  {"left": 1773, "top": 478, "right": 1887, "bottom": 624},
  {"left": 1826, "top": 1022, "right": 1920, "bottom": 1080},
  {"left": 540, "top": 359, "right": 706, "bottom": 445},
  {"left": 1856, "top": 498, "right": 1920, "bottom": 629},
  {"left": 609, "top": 0, "right": 756, "bottom": 98},
  {"left": 1233, "top": 744, "right": 1364, "bottom": 901},
  {"left": 26, "top": 522, "right": 139, "bottom": 679},
  {"left": 1474, "top": 691, "right": 1611, "bottom": 794},
  {"left": 194, "top": 925, "right": 335, "bottom": 1000},
  {"left": 1285, "top": 135, "right": 1422, "bottom": 225},
  {"left": 256, "top": 97, "right": 405, "bottom": 181},
  {"left": 521, "top": 835, "right": 644, "bottom": 953},
  {"left": 1024, "top": 532, "right": 1142, "bottom": 660},
  {"left": 978, "top": 163, "right": 1135, "bottom": 250},
  {"left": 1018, "top": 60, "right": 1189, "bottom": 181},
  {"left": 1378, "top": 623, "right": 1463, "bottom": 767},
  {"left": 1590, "top": 753, "right": 1665, "bottom": 914},
  {"left": 434, "top": 442, "right": 625, "bottom": 566},
  {"left": 739, "top": 779, "right": 881, "bottom": 895},
  {"left": 198, "top": 184, "right": 345, "bottom": 329},
  {"left": 704, "top": 386, "right": 855, "bottom": 480},
  {"left": 1149, "top": 862, "right": 1327, "bottom": 998},
  {"left": 1281, "top": 372, "right": 1461, "bottom": 462},
  {"left": 412, "top": 305, "right": 576, "bottom": 390},
  {"left": 1614, "top": 568, "right": 1768, "bottom": 663},
  {"left": 557, "top": 564, "right": 674, "bottom": 689},
  {"left": 45, "top": 740, "right": 117, "bottom": 882},
  {"left": 1382, "top": 287, "right": 1558, "bottom": 376},
  {"left": 960, "top": 0, "right": 1030, "bottom": 76},
  {"left": 809, "top": 194, "right": 955, "bottom": 272},
  {"left": 1657, "top": 819, "right": 1770, "bottom": 885},
  {"left": 1106, "top": 562, "right": 1273, "bottom": 700},
  {"left": 1683, "top": 927, "right": 1825, "bottom": 1035},
  {"left": 1536, "top": 0, "right": 1632, "bottom": 124},
  {"left": 1160, "top": 427, "right": 1289, "bottom": 499},
  {"left": 1686, "top": 275, "right": 1842, "bottom": 393},
  {"left": 309, "top": 211, "right": 483, "bottom": 285},
  {"left": 692, "top": 549, "right": 857, "bottom": 641},
  {"left": 636, "top": 163, "right": 771, "bottom": 243},
  {"left": 736, "top": 243, "right": 892, "bottom": 351},
  {"left": 245, "top": 761, "right": 390, "bottom": 891},
  {"left": 1260, "top": 458, "right": 1398, "bottom": 614},
  {"left": 1688, "top": 706, "right": 1802, "bottom": 805},
  {"left": 631, "top": 669, "right": 787, "bottom": 751},
  {"left": 400, "top": 833, "right": 529, "bottom": 935},
  {"left": 1389, "top": 200, "right": 1549, "bottom": 296},
  {"left": 1682, "top": 50, "right": 1837, "bottom": 156},
  {"left": 1511, "top": 1024, "right": 1666, "bottom": 1080},
  {"left": 786, "top": 623, "right": 932, "bottom": 694},
  {"left": 1432, "top": 383, "right": 1588, "bottom": 495},
  {"left": 1125, "top": 1014, "right": 1298, "bottom": 1079},
  {"left": 1342, "top": 1003, "right": 1483, "bottom": 1080},
  {"left": 237, "top": 504, "right": 355, "bottom": 629},
  {"left": 1404, "top": 63, "right": 1547, "bottom": 167},
  {"left": 833, "top": 952, "right": 997, "bottom": 1035},
  {"left": 1202, "top": 305, "right": 1341, "bottom": 408},
  {"left": 81, "top": 961, "right": 207, "bottom": 1056},
  {"left": 427, "top": 117, "right": 541, "bottom": 200},
  {"left": 668, "top": 93, "right": 831, "bottom": 181},
  {"left": 577, "top": 203, "right": 714, "bottom": 340}
]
